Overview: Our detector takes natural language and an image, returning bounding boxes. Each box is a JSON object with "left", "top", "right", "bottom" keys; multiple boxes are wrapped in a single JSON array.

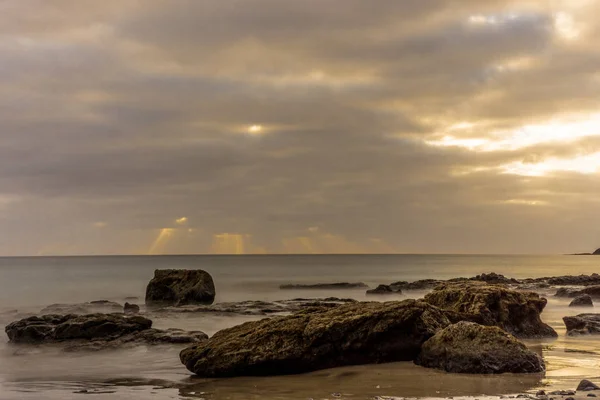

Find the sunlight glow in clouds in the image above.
[
  {"left": 429, "top": 113, "right": 600, "bottom": 151},
  {"left": 502, "top": 152, "right": 600, "bottom": 176}
]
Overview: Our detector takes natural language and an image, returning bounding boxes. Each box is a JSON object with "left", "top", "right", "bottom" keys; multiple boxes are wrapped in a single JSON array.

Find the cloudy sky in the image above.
[{"left": 1, "top": 0, "right": 599, "bottom": 255}]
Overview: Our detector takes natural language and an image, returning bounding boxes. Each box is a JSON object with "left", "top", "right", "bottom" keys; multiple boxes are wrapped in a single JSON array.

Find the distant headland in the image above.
[{"left": 570, "top": 248, "right": 600, "bottom": 255}]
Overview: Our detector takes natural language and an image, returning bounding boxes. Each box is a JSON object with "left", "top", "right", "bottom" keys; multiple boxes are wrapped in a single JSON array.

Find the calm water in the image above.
[{"left": 0, "top": 254, "right": 599, "bottom": 399}]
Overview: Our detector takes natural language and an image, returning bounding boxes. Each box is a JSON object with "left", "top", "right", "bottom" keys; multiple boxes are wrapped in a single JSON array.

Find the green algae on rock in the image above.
[
  {"left": 424, "top": 281, "right": 557, "bottom": 338},
  {"left": 180, "top": 299, "right": 451, "bottom": 377},
  {"left": 416, "top": 321, "right": 545, "bottom": 374}
]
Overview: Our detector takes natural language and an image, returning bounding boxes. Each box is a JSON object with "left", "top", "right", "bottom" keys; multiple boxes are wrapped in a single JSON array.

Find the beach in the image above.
[{"left": 1, "top": 254, "right": 600, "bottom": 399}]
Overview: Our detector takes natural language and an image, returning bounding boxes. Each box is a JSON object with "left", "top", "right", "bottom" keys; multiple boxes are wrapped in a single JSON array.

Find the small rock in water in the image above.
[
  {"left": 124, "top": 302, "right": 140, "bottom": 314},
  {"left": 569, "top": 295, "right": 594, "bottom": 307},
  {"left": 578, "top": 380, "right": 600, "bottom": 391},
  {"left": 588, "top": 394, "right": 597, "bottom": 397},
  {"left": 565, "top": 397, "right": 575, "bottom": 400},
  {"left": 536, "top": 390, "right": 546, "bottom": 396}
]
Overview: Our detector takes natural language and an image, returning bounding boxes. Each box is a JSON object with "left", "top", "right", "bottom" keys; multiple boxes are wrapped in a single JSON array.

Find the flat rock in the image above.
[
  {"left": 279, "top": 282, "right": 368, "bottom": 290},
  {"left": 416, "top": 321, "right": 545, "bottom": 374},
  {"left": 145, "top": 269, "right": 215, "bottom": 307},
  {"left": 424, "top": 281, "right": 557, "bottom": 338},
  {"left": 557, "top": 286, "right": 600, "bottom": 299},
  {"left": 391, "top": 279, "right": 444, "bottom": 290},
  {"left": 180, "top": 299, "right": 451, "bottom": 377},
  {"left": 40, "top": 300, "right": 123, "bottom": 315},
  {"left": 152, "top": 298, "right": 357, "bottom": 316},
  {"left": 366, "top": 285, "right": 398, "bottom": 295},
  {"left": 564, "top": 314, "right": 600, "bottom": 335},
  {"left": 5, "top": 313, "right": 207, "bottom": 350},
  {"left": 570, "top": 295, "right": 594, "bottom": 307}
]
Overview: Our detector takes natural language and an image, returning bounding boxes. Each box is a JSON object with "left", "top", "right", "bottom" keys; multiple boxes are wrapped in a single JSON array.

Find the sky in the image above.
[{"left": 1, "top": 0, "right": 599, "bottom": 255}]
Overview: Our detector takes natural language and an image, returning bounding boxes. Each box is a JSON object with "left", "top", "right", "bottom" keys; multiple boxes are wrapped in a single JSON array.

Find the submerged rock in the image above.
[
  {"left": 180, "top": 299, "right": 451, "bottom": 377},
  {"left": 563, "top": 314, "right": 600, "bottom": 335},
  {"left": 391, "top": 279, "right": 443, "bottom": 291},
  {"left": 124, "top": 302, "right": 140, "bottom": 314},
  {"left": 570, "top": 295, "right": 594, "bottom": 307},
  {"left": 5, "top": 313, "right": 207, "bottom": 350},
  {"left": 424, "top": 281, "right": 557, "bottom": 338},
  {"left": 145, "top": 269, "right": 215, "bottom": 307},
  {"left": 40, "top": 300, "right": 123, "bottom": 315},
  {"left": 152, "top": 298, "right": 357, "bottom": 316},
  {"left": 415, "top": 322, "right": 545, "bottom": 374},
  {"left": 366, "top": 285, "right": 397, "bottom": 295},
  {"left": 279, "top": 282, "right": 368, "bottom": 290},
  {"left": 556, "top": 286, "right": 600, "bottom": 299}
]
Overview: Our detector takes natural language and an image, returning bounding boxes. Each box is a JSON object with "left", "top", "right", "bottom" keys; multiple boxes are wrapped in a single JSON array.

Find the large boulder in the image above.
[
  {"left": 424, "top": 282, "right": 557, "bottom": 338},
  {"left": 180, "top": 299, "right": 451, "bottom": 377},
  {"left": 570, "top": 295, "right": 594, "bottom": 307},
  {"left": 415, "top": 322, "right": 545, "bottom": 374},
  {"left": 145, "top": 269, "right": 215, "bottom": 307},
  {"left": 563, "top": 314, "right": 600, "bottom": 335},
  {"left": 5, "top": 313, "right": 207, "bottom": 350},
  {"left": 593, "top": 248, "right": 600, "bottom": 255}
]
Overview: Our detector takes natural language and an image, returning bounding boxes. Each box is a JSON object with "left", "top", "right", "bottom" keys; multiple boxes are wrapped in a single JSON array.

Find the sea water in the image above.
[{"left": 0, "top": 254, "right": 599, "bottom": 399}]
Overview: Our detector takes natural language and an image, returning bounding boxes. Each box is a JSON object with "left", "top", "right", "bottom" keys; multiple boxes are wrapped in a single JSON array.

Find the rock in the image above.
[
  {"left": 525, "top": 274, "right": 600, "bottom": 287},
  {"left": 151, "top": 298, "right": 357, "bottom": 316},
  {"left": 536, "top": 390, "right": 546, "bottom": 396},
  {"left": 424, "top": 281, "right": 557, "bottom": 338},
  {"left": 556, "top": 286, "right": 600, "bottom": 299},
  {"left": 366, "top": 285, "right": 398, "bottom": 295},
  {"left": 549, "top": 391, "right": 576, "bottom": 396},
  {"left": 145, "top": 269, "right": 215, "bottom": 307},
  {"left": 124, "top": 302, "right": 140, "bottom": 314},
  {"left": 5, "top": 313, "right": 207, "bottom": 350},
  {"left": 470, "top": 273, "right": 520, "bottom": 285},
  {"left": 570, "top": 295, "right": 594, "bottom": 307},
  {"left": 6, "top": 314, "right": 152, "bottom": 343},
  {"left": 391, "top": 279, "right": 444, "bottom": 290},
  {"left": 594, "top": 248, "right": 600, "bottom": 255},
  {"left": 279, "top": 282, "right": 368, "bottom": 290},
  {"left": 564, "top": 314, "right": 600, "bottom": 335},
  {"left": 588, "top": 394, "right": 597, "bottom": 397},
  {"left": 180, "top": 299, "right": 451, "bottom": 377},
  {"left": 578, "top": 379, "right": 600, "bottom": 391},
  {"left": 40, "top": 300, "right": 123, "bottom": 315},
  {"left": 415, "top": 322, "right": 545, "bottom": 374}
]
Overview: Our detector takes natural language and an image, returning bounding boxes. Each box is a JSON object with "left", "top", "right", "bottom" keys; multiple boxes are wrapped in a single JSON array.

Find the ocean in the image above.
[{"left": 0, "top": 254, "right": 599, "bottom": 399}]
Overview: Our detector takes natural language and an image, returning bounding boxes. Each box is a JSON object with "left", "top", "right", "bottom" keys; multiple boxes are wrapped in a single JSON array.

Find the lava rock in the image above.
[
  {"left": 415, "top": 322, "right": 545, "bottom": 374},
  {"left": 570, "top": 295, "right": 594, "bottom": 307},
  {"left": 424, "top": 281, "right": 557, "bottom": 338},
  {"left": 145, "top": 269, "right": 215, "bottom": 307},
  {"left": 180, "top": 299, "right": 451, "bottom": 377}
]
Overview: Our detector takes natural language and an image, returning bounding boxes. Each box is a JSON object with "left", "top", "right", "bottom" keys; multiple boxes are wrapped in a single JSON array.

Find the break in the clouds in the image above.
[{"left": 1, "top": 0, "right": 599, "bottom": 255}]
